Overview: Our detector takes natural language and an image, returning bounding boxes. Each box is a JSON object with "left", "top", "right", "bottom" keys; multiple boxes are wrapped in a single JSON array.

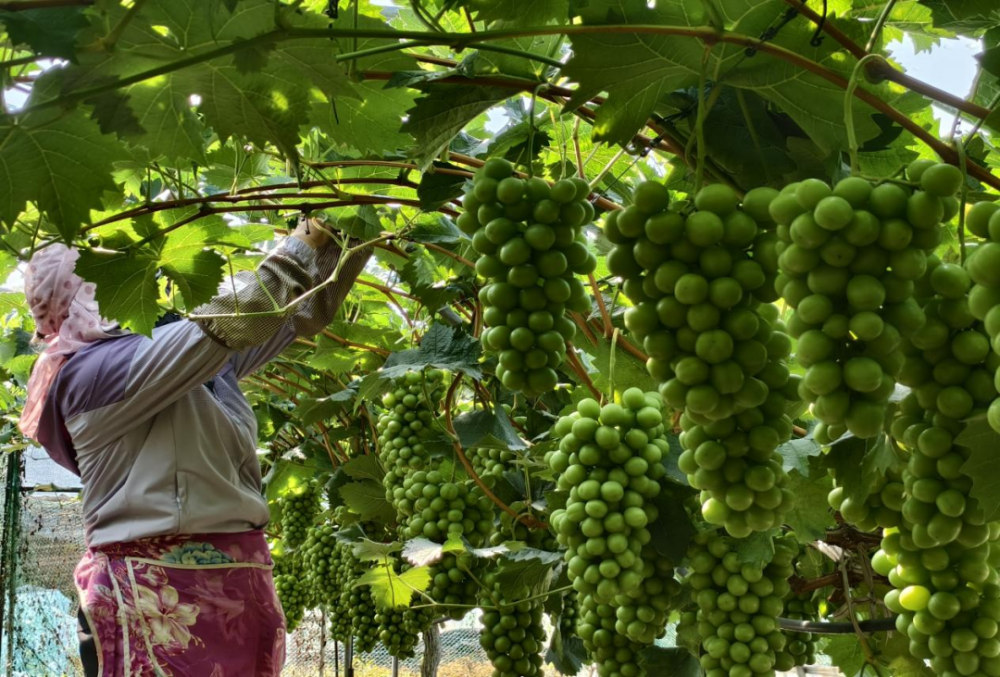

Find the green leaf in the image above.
[
  {"left": 822, "top": 635, "right": 867, "bottom": 677},
  {"left": 824, "top": 434, "right": 897, "bottom": 506},
  {"left": 957, "top": 414, "right": 1000, "bottom": 521},
  {"left": 639, "top": 647, "right": 701, "bottom": 677},
  {"left": 342, "top": 454, "right": 385, "bottom": 484},
  {"left": 159, "top": 224, "right": 227, "bottom": 311},
  {"left": 402, "top": 537, "right": 446, "bottom": 566},
  {"left": 311, "top": 14, "right": 417, "bottom": 154},
  {"left": 495, "top": 548, "right": 562, "bottom": 599},
  {"left": 351, "top": 538, "right": 401, "bottom": 562},
  {"left": 580, "top": 333, "right": 659, "bottom": 395},
  {"left": 648, "top": 490, "right": 696, "bottom": 562},
  {"left": 453, "top": 406, "right": 528, "bottom": 452},
  {"left": 75, "top": 252, "right": 160, "bottom": 335},
  {"left": 408, "top": 217, "right": 466, "bottom": 245},
  {"left": 402, "top": 85, "right": 512, "bottom": 170},
  {"left": 779, "top": 436, "right": 824, "bottom": 477},
  {"left": 784, "top": 456, "right": 836, "bottom": 543},
  {"left": 263, "top": 455, "right": 322, "bottom": 504},
  {"left": 735, "top": 530, "right": 777, "bottom": 566},
  {"left": 295, "top": 389, "right": 356, "bottom": 427},
  {"left": 355, "top": 562, "right": 432, "bottom": 610},
  {"left": 0, "top": 7, "right": 87, "bottom": 60},
  {"left": 0, "top": 109, "right": 129, "bottom": 240},
  {"left": 417, "top": 163, "right": 468, "bottom": 211},
  {"left": 339, "top": 479, "right": 396, "bottom": 523},
  {"left": 464, "top": 0, "right": 570, "bottom": 23},
  {"left": 545, "top": 631, "right": 588, "bottom": 677},
  {"left": 379, "top": 323, "right": 483, "bottom": 380}
]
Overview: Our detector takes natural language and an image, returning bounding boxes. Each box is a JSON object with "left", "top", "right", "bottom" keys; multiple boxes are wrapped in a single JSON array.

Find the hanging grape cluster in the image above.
[
  {"left": 606, "top": 182, "right": 780, "bottom": 417},
  {"left": 548, "top": 387, "right": 678, "bottom": 675},
  {"left": 273, "top": 552, "right": 312, "bottom": 633},
  {"left": 775, "top": 592, "right": 820, "bottom": 670},
  {"left": 461, "top": 157, "right": 598, "bottom": 397},
  {"left": 479, "top": 571, "right": 547, "bottom": 677},
  {"left": 376, "top": 594, "right": 436, "bottom": 659},
  {"left": 771, "top": 164, "right": 961, "bottom": 441},
  {"left": 280, "top": 480, "right": 320, "bottom": 550},
  {"left": 685, "top": 531, "right": 797, "bottom": 677},
  {"left": 377, "top": 368, "right": 445, "bottom": 506},
  {"left": 873, "top": 242, "right": 1000, "bottom": 676},
  {"left": 962, "top": 199, "right": 1000, "bottom": 433},
  {"left": 675, "top": 300, "right": 798, "bottom": 536}
]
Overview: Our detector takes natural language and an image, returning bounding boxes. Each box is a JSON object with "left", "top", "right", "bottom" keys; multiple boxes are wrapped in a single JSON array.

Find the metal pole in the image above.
[
  {"left": 318, "top": 609, "right": 326, "bottom": 677},
  {"left": 392, "top": 656, "right": 399, "bottom": 677},
  {"left": 345, "top": 636, "right": 354, "bottom": 677},
  {"left": 333, "top": 640, "right": 339, "bottom": 677}
]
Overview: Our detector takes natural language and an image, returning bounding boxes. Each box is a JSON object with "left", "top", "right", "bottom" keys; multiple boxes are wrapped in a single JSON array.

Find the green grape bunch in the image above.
[
  {"left": 605, "top": 182, "right": 782, "bottom": 422},
  {"left": 479, "top": 572, "right": 547, "bottom": 677},
  {"left": 775, "top": 592, "right": 820, "bottom": 670},
  {"left": 273, "top": 552, "right": 313, "bottom": 633},
  {"left": 377, "top": 369, "right": 447, "bottom": 509},
  {"left": 546, "top": 388, "right": 672, "bottom": 646},
  {"left": 377, "top": 604, "right": 436, "bottom": 659},
  {"left": 827, "top": 457, "right": 905, "bottom": 531},
  {"left": 302, "top": 522, "right": 350, "bottom": 608},
  {"left": 685, "top": 531, "right": 798, "bottom": 677},
  {"left": 675, "top": 300, "right": 798, "bottom": 536},
  {"left": 769, "top": 163, "right": 961, "bottom": 441},
  {"left": 280, "top": 480, "right": 320, "bottom": 551},
  {"left": 960, "top": 199, "right": 1000, "bottom": 433},
  {"left": 461, "top": 157, "right": 599, "bottom": 398}
]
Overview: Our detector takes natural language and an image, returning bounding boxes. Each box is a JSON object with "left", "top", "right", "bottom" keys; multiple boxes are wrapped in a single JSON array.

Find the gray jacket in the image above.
[{"left": 36, "top": 237, "right": 368, "bottom": 547}]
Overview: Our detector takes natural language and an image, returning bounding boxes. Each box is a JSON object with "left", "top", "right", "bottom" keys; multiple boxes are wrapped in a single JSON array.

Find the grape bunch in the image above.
[
  {"left": 674, "top": 301, "right": 798, "bottom": 536},
  {"left": 548, "top": 388, "right": 680, "bottom": 675},
  {"left": 460, "top": 157, "right": 598, "bottom": 397},
  {"left": 472, "top": 446, "right": 518, "bottom": 479},
  {"left": 770, "top": 164, "right": 961, "bottom": 440},
  {"left": 685, "top": 531, "right": 797, "bottom": 677},
  {"left": 559, "top": 590, "right": 580, "bottom": 638},
  {"left": 302, "top": 522, "right": 350, "bottom": 608},
  {"left": 479, "top": 572, "right": 547, "bottom": 677},
  {"left": 961, "top": 199, "right": 1000, "bottom": 433},
  {"left": 376, "top": 604, "right": 436, "bottom": 659},
  {"left": 273, "top": 553, "right": 312, "bottom": 633},
  {"left": 606, "top": 182, "right": 781, "bottom": 421},
  {"left": 827, "top": 458, "right": 905, "bottom": 531},
  {"left": 577, "top": 593, "right": 646, "bottom": 677},
  {"left": 396, "top": 470, "right": 495, "bottom": 544},
  {"left": 377, "top": 369, "right": 446, "bottom": 508},
  {"left": 775, "top": 592, "right": 820, "bottom": 670},
  {"left": 280, "top": 481, "right": 320, "bottom": 550}
]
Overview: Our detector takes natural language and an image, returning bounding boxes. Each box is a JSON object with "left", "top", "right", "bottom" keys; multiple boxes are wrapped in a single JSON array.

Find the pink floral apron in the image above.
[{"left": 74, "top": 531, "right": 286, "bottom": 677}]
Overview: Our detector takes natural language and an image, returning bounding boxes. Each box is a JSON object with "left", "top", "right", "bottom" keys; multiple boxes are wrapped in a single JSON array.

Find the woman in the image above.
[{"left": 19, "top": 216, "right": 368, "bottom": 677}]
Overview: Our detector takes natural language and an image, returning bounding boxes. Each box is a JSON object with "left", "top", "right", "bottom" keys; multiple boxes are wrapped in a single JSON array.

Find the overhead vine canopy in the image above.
[{"left": 3, "top": 1, "right": 1000, "bottom": 676}]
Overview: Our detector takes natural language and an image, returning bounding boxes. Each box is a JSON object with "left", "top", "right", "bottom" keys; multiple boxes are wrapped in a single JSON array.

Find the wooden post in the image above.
[{"left": 420, "top": 623, "right": 441, "bottom": 677}]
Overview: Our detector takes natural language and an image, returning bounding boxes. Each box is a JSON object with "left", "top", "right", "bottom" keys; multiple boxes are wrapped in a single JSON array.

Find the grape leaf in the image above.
[
  {"left": 735, "top": 530, "right": 777, "bottom": 566},
  {"left": 339, "top": 479, "right": 396, "bottom": 523},
  {"left": 351, "top": 538, "right": 401, "bottom": 562},
  {"left": 408, "top": 217, "right": 466, "bottom": 245},
  {"left": 75, "top": 252, "right": 160, "bottom": 336},
  {"left": 311, "top": 14, "right": 417, "bottom": 154},
  {"left": 379, "top": 322, "right": 483, "bottom": 380},
  {"left": 494, "top": 548, "right": 562, "bottom": 599},
  {"left": 0, "top": 108, "right": 129, "bottom": 240},
  {"left": 957, "top": 413, "right": 1000, "bottom": 521},
  {"left": 546, "top": 630, "right": 587, "bottom": 677},
  {"left": 783, "top": 457, "right": 836, "bottom": 543},
  {"left": 341, "top": 454, "right": 385, "bottom": 484},
  {"left": 779, "top": 436, "right": 824, "bottom": 477},
  {"left": 648, "top": 490, "right": 696, "bottom": 562},
  {"left": 453, "top": 406, "right": 528, "bottom": 452},
  {"left": 402, "top": 537, "right": 446, "bottom": 566},
  {"left": 0, "top": 7, "right": 87, "bottom": 60},
  {"left": 823, "top": 434, "right": 896, "bottom": 506},
  {"left": 403, "top": 85, "right": 512, "bottom": 170},
  {"left": 466, "top": 1, "right": 567, "bottom": 80},
  {"left": 158, "top": 225, "right": 227, "bottom": 311},
  {"left": 417, "top": 163, "right": 467, "bottom": 211},
  {"left": 355, "top": 562, "right": 432, "bottom": 610},
  {"left": 822, "top": 635, "right": 866, "bottom": 677},
  {"left": 463, "top": 0, "right": 570, "bottom": 23}
]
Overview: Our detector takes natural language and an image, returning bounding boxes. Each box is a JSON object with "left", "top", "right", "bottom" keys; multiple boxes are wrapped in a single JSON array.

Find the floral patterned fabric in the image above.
[{"left": 74, "top": 530, "right": 286, "bottom": 676}]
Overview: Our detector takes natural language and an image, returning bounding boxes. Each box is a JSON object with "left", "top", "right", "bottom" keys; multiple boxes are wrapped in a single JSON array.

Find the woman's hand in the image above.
[{"left": 291, "top": 215, "right": 332, "bottom": 250}]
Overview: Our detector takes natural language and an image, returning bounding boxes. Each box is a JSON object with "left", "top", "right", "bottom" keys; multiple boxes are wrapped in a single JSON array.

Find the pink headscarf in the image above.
[{"left": 19, "top": 244, "right": 118, "bottom": 440}]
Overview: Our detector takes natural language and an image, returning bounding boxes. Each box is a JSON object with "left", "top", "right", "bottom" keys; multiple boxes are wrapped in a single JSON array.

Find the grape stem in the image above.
[
  {"left": 565, "top": 343, "right": 603, "bottom": 401},
  {"left": 590, "top": 273, "right": 613, "bottom": 338},
  {"left": 442, "top": 374, "right": 548, "bottom": 530}
]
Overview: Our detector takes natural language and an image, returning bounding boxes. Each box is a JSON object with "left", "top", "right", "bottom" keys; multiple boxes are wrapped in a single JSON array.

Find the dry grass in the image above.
[{"left": 280, "top": 658, "right": 497, "bottom": 677}]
